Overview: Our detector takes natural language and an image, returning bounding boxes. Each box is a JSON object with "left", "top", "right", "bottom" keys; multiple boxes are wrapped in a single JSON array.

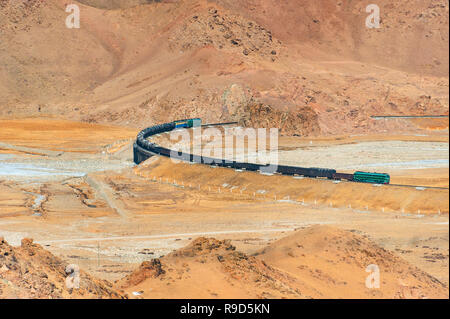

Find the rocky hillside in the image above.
[
  {"left": 1, "top": 226, "right": 447, "bottom": 299},
  {"left": 0, "top": 237, "right": 124, "bottom": 298},
  {"left": 0, "top": 0, "right": 448, "bottom": 135},
  {"left": 117, "top": 226, "right": 449, "bottom": 299},
  {"left": 118, "top": 237, "right": 303, "bottom": 298},
  {"left": 257, "top": 225, "right": 449, "bottom": 298}
]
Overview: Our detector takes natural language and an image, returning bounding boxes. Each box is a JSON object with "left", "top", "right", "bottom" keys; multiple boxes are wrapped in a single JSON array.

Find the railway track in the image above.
[
  {"left": 261, "top": 173, "right": 448, "bottom": 191},
  {"left": 201, "top": 121, "right": 238, "bottom": 127},
  {"left": 371, "top": 115, "right": 449, "bottom": 119},
  {"left": 388, "top": 184, "right": 449, "bottom": 190}
]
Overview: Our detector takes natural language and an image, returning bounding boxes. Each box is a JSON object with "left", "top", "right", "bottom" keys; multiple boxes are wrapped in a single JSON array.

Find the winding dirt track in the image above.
[
  {"left": 40, "top": 228, "right": 292, "bottom": 244},
  {"left": 0, "top": 142, "right": 63, "bottom": 157},
  {"left": 85, "top": 175, "right": 130, "bottom": 218}
]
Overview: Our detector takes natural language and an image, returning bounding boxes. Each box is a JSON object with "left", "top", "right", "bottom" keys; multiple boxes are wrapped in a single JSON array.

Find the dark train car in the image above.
[
  {"left": 201, "top": 155, "right": 224, "bottom": 166},
  {"left": 133, "top": 143, "right": 156, "bottom": 164},
  {"left": 332, "top": 172, "right": 354, "bottom": 181},
  {"left": 310, "top": 167, "right": 337, "bottom": 179},
  {"left": 233, "top": 162, "right": 261, "bottom": 171},
  {"left": 277, "top": 165, "right": 336, "bottom": 179}
]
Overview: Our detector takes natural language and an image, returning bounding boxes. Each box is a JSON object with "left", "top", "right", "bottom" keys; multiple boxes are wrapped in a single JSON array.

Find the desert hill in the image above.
[
  {"left": 0, "top": 0, "right": 448, "bottom": 135},
  {"left": 213, "top": 0, "right": 449, "bottom": 76},
  {"left": 118, "top": 237, "right": 304, "bottom": 298},
  {"left": 0, "top": 236, "right": 124, "bottom": 298},
  {"left": 257, "top": 225, "right": 449, "bottom": 298},
  {"left": 117, "top": 225, "right": 449, "bottom": 299},
  {"left": 0, "top": 223, "right": 447, "bottom": 299}
]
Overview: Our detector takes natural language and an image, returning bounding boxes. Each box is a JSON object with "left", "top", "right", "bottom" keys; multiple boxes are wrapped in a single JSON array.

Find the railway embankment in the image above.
[{"left": 136, "top": 156, "right": 449, "bottom": 215}]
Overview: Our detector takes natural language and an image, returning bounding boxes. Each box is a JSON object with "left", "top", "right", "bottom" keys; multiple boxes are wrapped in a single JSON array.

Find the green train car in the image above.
[
  {"left": 174, "top": 118, "right": 202, "bottom": 128},
  {"left": 353, "top": 171, "right": 390, "bottom": 184}
]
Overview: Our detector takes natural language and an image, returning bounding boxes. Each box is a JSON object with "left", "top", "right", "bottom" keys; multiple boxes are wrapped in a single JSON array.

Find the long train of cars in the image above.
[{"left": 133, "top": 119, "right": 391, "bottom": 184}]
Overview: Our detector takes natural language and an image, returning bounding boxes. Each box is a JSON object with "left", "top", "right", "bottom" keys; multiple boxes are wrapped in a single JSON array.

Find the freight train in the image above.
[{"left": 133, "top": 119, "right": 391, "bottom": 185}]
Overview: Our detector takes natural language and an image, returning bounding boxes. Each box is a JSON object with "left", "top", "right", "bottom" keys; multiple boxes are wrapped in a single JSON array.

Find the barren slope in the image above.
[
  {"left": 257, "top": 225, "right": 449, "bottom": 298},
  {"left": 0, "top": 0, "right": 448, "bottom": 136},
  {"left": 136, "top": 156, "right": 449, "bottom": 214},
  {"left": 0, "top": 237, "right": 124, "bottom": 298},
  {"left": 118, "top": 225, "right": 448, "bottom": 299},
  {"left": 117, "top": 237, "right": 304, "bottom": 298},
  {"left": 213, "top": 0, "right": 449, "bottom": 76}
]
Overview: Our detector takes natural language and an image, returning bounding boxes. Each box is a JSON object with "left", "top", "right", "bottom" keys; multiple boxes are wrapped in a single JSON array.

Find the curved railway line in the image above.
[
  {"left": 133, "top": 120, "right": 449, "bottom": 191},
  {"left": 388, "top": 184, "right": 449, "bottom": 191}
]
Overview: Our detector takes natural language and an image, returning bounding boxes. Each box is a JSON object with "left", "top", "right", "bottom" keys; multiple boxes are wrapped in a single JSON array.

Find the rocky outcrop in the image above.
[{"left": 0, "top": 237, "right": 125, "bottom": 299}]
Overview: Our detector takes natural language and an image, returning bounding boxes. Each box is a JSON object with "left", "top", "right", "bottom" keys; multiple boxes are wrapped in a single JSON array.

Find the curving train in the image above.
[{"left": 133, "top": 119, "right": 390, "bottom": 184}]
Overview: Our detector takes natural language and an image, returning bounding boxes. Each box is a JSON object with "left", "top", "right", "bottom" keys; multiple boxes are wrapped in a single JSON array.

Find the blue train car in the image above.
[
  {"left": 353, "top": 171, "right": 390, "bottom": 184},
  {"left": 174, "top": 118, "right": 202, "bottom": 128}
]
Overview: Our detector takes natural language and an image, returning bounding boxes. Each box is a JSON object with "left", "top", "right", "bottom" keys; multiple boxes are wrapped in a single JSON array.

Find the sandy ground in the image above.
[{"left": 0, "top": 118, "right": 448, "bottom": 298}]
